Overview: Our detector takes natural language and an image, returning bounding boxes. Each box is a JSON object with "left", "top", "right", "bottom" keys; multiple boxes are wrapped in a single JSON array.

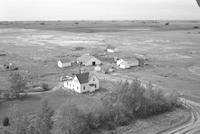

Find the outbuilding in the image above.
[
  {"left": 77, "top": 54, "right": 101, "bottom": 66},
  {"left": 57, "top": 59, "right": 71, "bottom": 68},
  {"left": 118, "top": 58, "right": 139, "bottom": 69},
  {"left": 106, "top": 46, "right": 119, "bottom": 53}
]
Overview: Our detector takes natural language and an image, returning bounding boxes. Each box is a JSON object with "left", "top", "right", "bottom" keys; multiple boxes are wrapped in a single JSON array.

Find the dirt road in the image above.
[
  {"left": 159, "top": 98, "right": 200, "bottom": 134},
  {"left": 96, "top": 72, "right": 200, "bottom": 134}
]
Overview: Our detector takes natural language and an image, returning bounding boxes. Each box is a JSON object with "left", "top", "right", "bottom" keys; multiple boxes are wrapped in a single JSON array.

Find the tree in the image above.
[
  {"left": 9, "top": 73, "right": 27, "bottom": 99},
  {"left": 52, "top": 103, "right": 89, "bottom": 134},
  {"left": 9, "top": 105, "right": 29, "bottom": 134},
  {"left": 36, "top": 100, "right": 54, "bottom": 134}
]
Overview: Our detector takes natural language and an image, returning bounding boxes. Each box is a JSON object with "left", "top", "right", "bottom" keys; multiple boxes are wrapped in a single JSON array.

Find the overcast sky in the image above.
[{"left": 0, "top": 0, "right": 200, "bottom": 21}]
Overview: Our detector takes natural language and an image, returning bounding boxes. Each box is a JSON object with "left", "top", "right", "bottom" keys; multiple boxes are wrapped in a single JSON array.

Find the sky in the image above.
[{"left": 0, "top": 0, "right": 200, "bottom": 21}]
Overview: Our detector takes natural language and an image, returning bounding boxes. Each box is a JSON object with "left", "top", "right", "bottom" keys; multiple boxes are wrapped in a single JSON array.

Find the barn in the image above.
[{"left": 77, "top": 54, "right": 101, "bottom": 66}]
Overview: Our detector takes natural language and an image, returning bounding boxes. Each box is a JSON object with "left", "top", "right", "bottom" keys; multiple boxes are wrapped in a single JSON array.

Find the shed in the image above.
[
  {"left": 106, "top": 46, "right": 119, "bottom": 53},
  {"left": 57, "top": 59, "right": 72, "bottom": 68},
  {"left": 118, "top": 58, "right": 139, "bottom": 69}
]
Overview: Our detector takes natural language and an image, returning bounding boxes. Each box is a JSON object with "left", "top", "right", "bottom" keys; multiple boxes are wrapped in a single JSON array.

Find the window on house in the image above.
[
  {"left": 83, "top": 86, "right": 85, "bottom": 90},
  {"left": 93, "top": 78, "right": 95, "bottom": 81},
  {"left": 77, "top": 86, "right": 78, "bottom": 90},
  {"left": 95, "top": 84, "right": 96, "bottom": 88}
]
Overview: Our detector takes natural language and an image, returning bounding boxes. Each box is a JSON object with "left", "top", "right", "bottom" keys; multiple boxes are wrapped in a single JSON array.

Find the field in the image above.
[{"left": 0, "top": 20, "right": 200, "bottom": 133}]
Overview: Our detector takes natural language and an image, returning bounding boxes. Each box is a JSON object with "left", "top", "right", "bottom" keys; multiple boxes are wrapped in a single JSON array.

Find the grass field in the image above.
[{"left": 0, "top": 20, "right": 200, "bottom": 133}]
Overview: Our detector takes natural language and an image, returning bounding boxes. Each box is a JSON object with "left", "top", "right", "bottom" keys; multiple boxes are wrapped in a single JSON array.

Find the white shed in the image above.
[
  {"left": 106, "top": 46, "right": 119, "bottom": 53},
  {"left": 118, "top": 58, "right": 139, "bottom": 69},
  {"left": 57, "top": 59, "right": 71, "bottom": 68}
]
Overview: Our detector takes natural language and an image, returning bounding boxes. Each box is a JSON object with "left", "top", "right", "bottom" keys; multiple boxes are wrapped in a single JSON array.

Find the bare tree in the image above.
[
  {"left": 36, "top": 100, "right": 54, "bottom": 134},
  {"left": 9, "top": 73, "right": 27, "bottom": 99}
]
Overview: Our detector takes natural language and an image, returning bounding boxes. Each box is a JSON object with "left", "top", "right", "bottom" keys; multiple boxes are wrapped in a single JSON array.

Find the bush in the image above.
[
  {"left": 8, "top": 102, "right": 54, "bottom": 134},
  {"left": 102, "top": 80, "right": 179, "bottom": 119},
  {"left": 193, "top": 26, "right": 199, "bottom": 29},
  {"left": 2, "top": 117, "right": 10, "bottom": 127},
  {"left": 40, "top": 22, "right": 45, "bottom": 25},
  {"left": 2, "top": 91, "right": 10, "bottom": 100},
  {"left": 41, "top": 83, "right": 50, "bottom": 91},
  {"left": 165, "top": 22, "right": 170, "bottom": 26}
]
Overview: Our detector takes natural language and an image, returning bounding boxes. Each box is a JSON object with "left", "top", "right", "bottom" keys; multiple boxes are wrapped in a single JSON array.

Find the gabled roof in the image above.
[
  {"left": 123, "top": 58, "right": 138, "bottom": 64},
  {"left": 107, "top": 46, "right": 115, "bottom": 49},
  {"left": 77, "top": 54, "right": 98, "bottom": 64},
  {"left": 75, "top": 72, "right": 90, "bottom": 84},
  {"left": 59, "top": 59, "right": 71, "bottom": 63}
]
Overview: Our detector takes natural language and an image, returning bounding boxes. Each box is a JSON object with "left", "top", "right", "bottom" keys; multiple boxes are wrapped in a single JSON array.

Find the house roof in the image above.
[
  {"left": 75, "top": 72, "right": 90, "bottom": 84},
  {"left": 124, "top": 58, "right": 138, "bottom": 64},
  {"left": 77, "top": 54, "right": 98, "bottom": 64},
  {"left": 59, "top": 59, "right": 71, "bottom": 63},
  {"left": 107, "top": 46, "right": 115, "bottom": 49},
  {"left": 119, "top": 58, "right": 138, "bottom": 67}
]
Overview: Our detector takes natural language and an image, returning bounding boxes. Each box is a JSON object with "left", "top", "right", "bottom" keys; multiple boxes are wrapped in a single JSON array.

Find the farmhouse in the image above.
[
  {"left": 77, "top": 54, "right": 101, "bottom": 66},
  {"left": 57, "top": 59, "right": 71, "bottom": 68},
  {"left": 117, "top": 58, "right": 139, "bottom": 69},
  {"left": 63, "top": 72, "right": 99, "bottom": 93}
]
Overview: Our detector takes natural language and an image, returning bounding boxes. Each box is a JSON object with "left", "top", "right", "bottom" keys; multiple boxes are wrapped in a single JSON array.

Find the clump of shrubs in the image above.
[
  {"left": 193, "top": 26, "right": 199, "bottom": 29},
  {"left": 40, "top": 22, "right": 45, "bottom": 25},
  {"left": 74, "top": 46, "right": 85, "bottom": 51},
  {"left": 165, "top": 22, "right": 170, "bottom": 26},
  {"left": 6, "top": 80, "right": 180, "bottom": 134},
  {"left": 109, "top": 80, "right": 179, "bottom": 118},
  {"left": 53, "top": 103, "right": 90, "bottom": 134},
  {"left": 52, "top": 80, "right": 180, "bottom": 133},
  {"left": 2, "top": 117, "right": 10, "bottom": 127},
  {"left": 41, "top": 83, "right": 50, "bottom": 91}
]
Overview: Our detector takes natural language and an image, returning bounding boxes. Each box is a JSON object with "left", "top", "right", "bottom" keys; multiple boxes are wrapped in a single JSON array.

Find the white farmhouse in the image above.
[
  {"left": 57, "top": 59, "right": 72, "bottom": 68},
  {"left": 63, "top": 72, "right": 99, "bottom": 93},
  {"left": 77, "top": 54, "right": 101, "bottom": 66}
]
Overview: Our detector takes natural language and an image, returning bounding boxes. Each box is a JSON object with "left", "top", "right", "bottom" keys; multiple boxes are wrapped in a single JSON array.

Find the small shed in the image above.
[
  {"left": 118, "top": 58, "right": 139, "bottom": 69},
  {"left": 106, "top": 46, "right": 119, "bottom": 53},
  {"left": 57, "top": 59, "right": 72, "bottom": 68}
]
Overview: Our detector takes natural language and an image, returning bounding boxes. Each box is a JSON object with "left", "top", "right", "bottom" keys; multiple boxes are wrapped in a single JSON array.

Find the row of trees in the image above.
[
  {"left": 3, "top": 100, "right": 54, "bottom": 134},
  {"left": 3, "top": 79, "right": 180, "bottom": 134},
  {"left": 2, "top": 72, "right": 50, "bottom": 100}
]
